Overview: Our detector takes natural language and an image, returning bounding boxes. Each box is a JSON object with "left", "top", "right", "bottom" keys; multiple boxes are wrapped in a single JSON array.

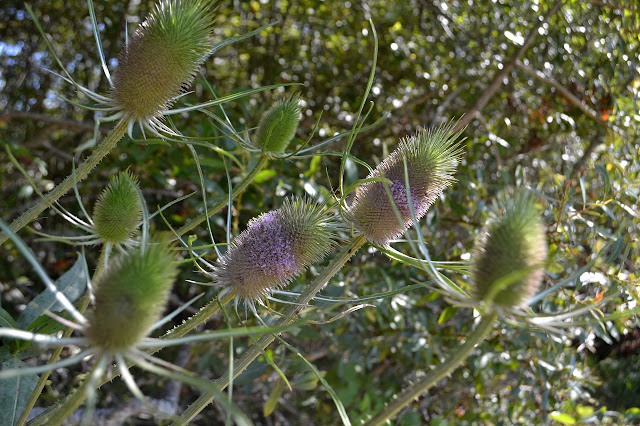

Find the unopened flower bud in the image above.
[
  {"left": 254, "top": 94, "right": 302, "bottom": 155},
  {"left": 212, "top": 198, "right": 336, "bottom": 306},
  {"left": 348, "top": 124, "right": 464, "bottom": 247},
  {"left": 471, "top": 190, "right": 547, "bottom": 307},
  {"left": 110, "top": 0, "right": 216, "bottom": 121},
  {"left": 86, "top": 238, "right": 178, "bottom": 351},
  {"left": 93, "top": 170, "right": 142, "bottom": 244}
]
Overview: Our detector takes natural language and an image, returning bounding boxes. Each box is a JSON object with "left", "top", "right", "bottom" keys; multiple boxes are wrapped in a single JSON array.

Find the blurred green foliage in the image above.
[{"left": 1, "top": 0, "right": 639, "bottom": 424}]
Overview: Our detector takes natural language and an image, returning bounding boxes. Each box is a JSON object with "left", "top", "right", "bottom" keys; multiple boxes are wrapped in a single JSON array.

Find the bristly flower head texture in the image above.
[
  {"left": 93, "top": 170, "right": 142, "bottom": 245},
  {"left": 253, "top": 93, "right": 302, "bottom": 156},
  {"left": 212, "top": 197, "right": 337, "bottom": 311},
  {"left": 470, "top": 190, "right": 548, "bottom": 307},
  {"left": 85, "top": 238, "right": 178, "bottom": 352},
  {"left": 347, "top": 123, "right": 464, "bottom": 247},
  {"left": 109, "top": 0, "right": 216, "bottom": 134}
]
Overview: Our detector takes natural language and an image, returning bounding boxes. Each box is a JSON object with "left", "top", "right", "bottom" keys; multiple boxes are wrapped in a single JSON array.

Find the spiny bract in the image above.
[
  {"left": 253, "top": 93, "right": 302, "bottom": 155},
  {"left": 211, "top": 197, "right": 337, "bottom": 308},
  {"left": 85, "top": 238, "right": 178, "bottom": 351},
  {"left": 110, "top": 0, "right": 216, "bottom": 122},
  {"left": 348, "top": 124, "right": 464, "bottom": 247},
  {"left": 470, "top": 190, "right": 548, "bottom": 307},
  {"left": 93, "top": 170, "right": 142, "bottom": 244}
]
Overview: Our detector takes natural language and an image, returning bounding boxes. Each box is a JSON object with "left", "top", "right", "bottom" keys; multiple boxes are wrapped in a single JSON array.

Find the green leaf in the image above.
[
  {"left": 0, "top": 347, "right": 39, "bottom": 426},
  {"left": 263, "top": 377, "right": 285, "bottom": 417},
  {"left": 438, "top": 306, "right": 458, "bottom": 324},
  {"left": 547, "top": 262, "right": 565, "bottom": 274},
  {"left": 550, "top": 411, "right": 577, "bottom": 425},
  {"left": 576, "top": 404, "right": 595, "bottom": 419},
  {"left": 18, "top": 255, "right": 87, "bottom": 329},
  {"left": 253, "top": 169, "right": 278, "bottom": 184},
  {"left": 0, "top": 306, "right": 17, "bottom": 329}
]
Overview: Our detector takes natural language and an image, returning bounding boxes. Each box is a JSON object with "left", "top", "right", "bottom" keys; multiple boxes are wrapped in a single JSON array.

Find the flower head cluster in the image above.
[
  {"left": 211, "top": 198, "right": 337, "bottom": 310},
  {"left": 93, "top": 170, "right": 142, "bottom": 245},
  {"left": 43, "top": 0, "right": 218, "bottom": 139},
  {"left": 110, "top": 0, "right": 216, "bottom": 127},
  {"left": 470, "top": 190, "right": 548, "bottom": 307},
  {"left": 86, "top": 238, "right": 178, "bottom": 351},
  {"left": 347, "top": 124, "right": 464, "bottom": 247},
  {"left": 252, "top": 93, "right": 302, "bottom": 156}
]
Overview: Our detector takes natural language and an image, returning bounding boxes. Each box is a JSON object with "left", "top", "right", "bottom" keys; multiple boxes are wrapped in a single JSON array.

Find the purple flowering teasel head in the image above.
[
  {"left": 470, "top": 190, "right": 548, "bottom": 308},
  {"left": 211, "top": 197, "right": 338, "bottom": 310},
  {"left": 347, "top": 123, "right": 465, "bottom": 247}
]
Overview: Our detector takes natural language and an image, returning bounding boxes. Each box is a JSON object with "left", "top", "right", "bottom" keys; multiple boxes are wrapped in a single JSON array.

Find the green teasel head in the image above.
[
  {"left": 347, "top": 123, "right": 464, "bottom": 247},
  {"left": 212, "top": 197, "right": 338, "bottom": 307},
  {"left": 470, "top": 190, "right": 548, "bottom": 307},
  {"left": 110, "top": 0, "right": 216, "bottom": 122},
  {"left": 93, "top": 170, "right": 142, "bottom": 244},
  {"left": 253, "top": 93, "right": 302, "bottom": 155},
  {"left": 85, "top": 238, "right": 178, "bottom": 352}
]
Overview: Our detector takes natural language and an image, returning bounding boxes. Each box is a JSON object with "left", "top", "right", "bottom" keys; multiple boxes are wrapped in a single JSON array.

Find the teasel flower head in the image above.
[
  {"left": 347, "top": 123, "right": 464, "bottom": 247},
  {"left": 93, "top": 170, "right": 142, "bottom": 245},
  {"left": 470, "top": 190, "right": 548, "bottom": 308},
  {"left": 250, "top": 93, "right": 302, "bottom": 156},
  {"left": 110, "top": 0, "right": 216, "bottom": 130},
  {"left": 211, "top": 197, "right": 338, "bottom": 311},
  {"left": 23, "top": 169, "right": 143, "bottom": 251},
  {"left": 85, "top": 238, "right": 178, "bottom": 351}
]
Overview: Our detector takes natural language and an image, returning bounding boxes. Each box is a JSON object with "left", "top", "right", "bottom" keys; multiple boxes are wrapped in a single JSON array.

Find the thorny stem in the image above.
[
  {"left": 172, "top": 233, "right": 367, "bottom": 425},
  {"left": 92, "top": 244, "right": 110, "bottom": 282},
  {"left": 175, "top": 155, "right": 269, "bottom": 237},
  {"left": 0, "top": 119, "right": 129, "bottom": 246},
  {"left": 364, "top": 310, "right": 499, "bottom": 426}
]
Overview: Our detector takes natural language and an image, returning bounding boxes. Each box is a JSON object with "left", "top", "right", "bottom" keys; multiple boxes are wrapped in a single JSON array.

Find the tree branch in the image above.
[
  {"left": 515, "top": 60, "right": 623, "bottom": 134},
  {"left": 513, "top": 61, "right": 625, "bottom": 174},
  {"left": 452, "top": 0, "right": 564, "bottom": 133}
]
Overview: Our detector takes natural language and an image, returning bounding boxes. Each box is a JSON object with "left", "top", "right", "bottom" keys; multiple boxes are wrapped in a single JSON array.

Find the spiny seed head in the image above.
[
  {"left": 254, "top": 94, "right": 302, "bottom": 155},
  {"left": 110, "top": 0, "right": 216, "bottom": 121},
  {"left": 211, "top": 197, "right": 337, "bottom": 306},
  {"left": 471, "top": 190, "right": 548, "bottom": 307},
  {"left": 93, "top": 170, "right": 142, "bottom": 244},
  {"left": 347, "top": 124, "right": 464, "bottom": 247},
  {"left": 85, "top": 238, "right": 178, "bottom": 352}
]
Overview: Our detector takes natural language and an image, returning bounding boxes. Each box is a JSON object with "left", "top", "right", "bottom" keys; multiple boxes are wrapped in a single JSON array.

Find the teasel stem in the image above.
[
  {"left": 176, "top": 155, "right": 269, "bottom": 237},
  {"left": 92, "top": 243, "right": 111, "bottom": 282},
  {"left": 365, "top": 310, "right": 499, "bottom": 426},
  {"left": 0, "top": 120, "right": 129, "bottom": 246},
  {"left": 172, "top": 234, "right": 367, "bottom": 425},
  {"left": 18, "top": 293, "right": 93, "bottom": 426}
]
